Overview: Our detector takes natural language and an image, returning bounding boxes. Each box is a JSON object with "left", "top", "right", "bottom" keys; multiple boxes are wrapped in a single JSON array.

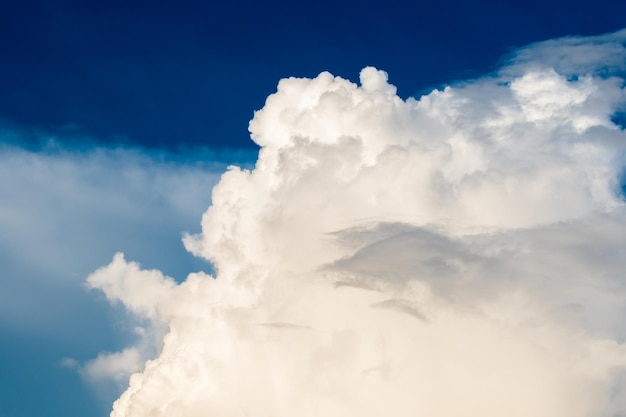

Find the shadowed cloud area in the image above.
[{"left": 49, "top": 29, "right": 626, "bottom": 415}]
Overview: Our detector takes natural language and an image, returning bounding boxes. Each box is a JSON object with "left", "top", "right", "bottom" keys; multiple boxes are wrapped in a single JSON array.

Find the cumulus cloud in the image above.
[{"left": 89, "top": 29, "right": 626, "bottom": 416}]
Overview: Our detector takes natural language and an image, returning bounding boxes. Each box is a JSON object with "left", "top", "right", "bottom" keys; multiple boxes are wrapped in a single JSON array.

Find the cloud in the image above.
[
  {"left": 89, "top": 30, "right": 626, "bottom": 416},
  {"left": 81, "top": 347, "right": 145, "bottom": 383},
  {"left": 0, "top": 138, "right": 237, "bottom": 416},
  {"left": 0, "top": 140, "right": 228, "bottom": 351}
]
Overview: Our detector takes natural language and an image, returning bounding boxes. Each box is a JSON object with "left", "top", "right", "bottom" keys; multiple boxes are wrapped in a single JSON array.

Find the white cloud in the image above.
[
  {"left": 81, "top": 347, "right": 144, "bottom": 383},
  {"left": 89, "top": 30, "right": 626, "bottom": 416}
]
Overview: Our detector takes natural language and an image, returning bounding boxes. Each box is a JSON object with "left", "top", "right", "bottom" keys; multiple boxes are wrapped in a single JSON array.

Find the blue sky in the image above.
[
  {"left": 2, "top": 0, "right": 625, "bottom": 151},
  {"left": 1, "top": 1, "right": 626, "bottom": 416}
]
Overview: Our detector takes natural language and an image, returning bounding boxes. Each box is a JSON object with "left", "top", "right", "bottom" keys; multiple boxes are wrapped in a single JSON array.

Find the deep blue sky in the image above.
[
  {"left": 2, "top": 0, "right": 625, "bottom": 151},
  {"left": 1, "top": 1, "right": 626, "bottom": 416}
]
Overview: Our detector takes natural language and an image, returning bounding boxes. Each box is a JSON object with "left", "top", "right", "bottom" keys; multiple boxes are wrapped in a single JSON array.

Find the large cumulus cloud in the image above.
[{"left": 89, "top": 29, "right": 626, "bottom": 416}]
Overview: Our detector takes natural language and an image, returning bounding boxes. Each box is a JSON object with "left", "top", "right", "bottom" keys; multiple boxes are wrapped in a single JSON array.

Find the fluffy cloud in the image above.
[{"left": 89, "top": 30, "right": 626, "bottom": 416}]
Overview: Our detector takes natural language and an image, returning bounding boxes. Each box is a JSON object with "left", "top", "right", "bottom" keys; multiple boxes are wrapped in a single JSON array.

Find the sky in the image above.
[{"left": 1, "top": 1, "right": 626, "bottom": 417}]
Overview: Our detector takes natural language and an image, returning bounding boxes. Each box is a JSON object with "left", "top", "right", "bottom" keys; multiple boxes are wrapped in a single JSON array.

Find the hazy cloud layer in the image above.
[
  {"left": 0, "top": 142, "right": 225, "bottom": 343},
  {"left": 89, "top": 30, "right": 626, "bottom": 416}
]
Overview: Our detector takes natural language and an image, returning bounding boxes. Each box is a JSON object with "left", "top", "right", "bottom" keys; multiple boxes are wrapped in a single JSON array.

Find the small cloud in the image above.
[
  {"left": 81, "top": 348, "right": 143, "bottom": 383},
  {"left": 57, "top": 357, "right": 80, "bottom": 370}
]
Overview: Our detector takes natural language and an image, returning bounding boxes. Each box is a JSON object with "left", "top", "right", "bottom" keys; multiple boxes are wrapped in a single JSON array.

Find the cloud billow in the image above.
[{"left": 88, "top": 30, "right": 626, "bottom": 416}]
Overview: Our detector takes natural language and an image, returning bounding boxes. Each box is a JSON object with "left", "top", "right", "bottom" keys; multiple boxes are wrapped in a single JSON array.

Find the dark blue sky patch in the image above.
[
  {"left": 2, "top": 0, "right": 626, "bottom": 151},
  {"left": 612, "top": 111, "right": 626, "bottom": 131},
  {"left": 617, "top": 163, "right": 626, "bottom": 200}
]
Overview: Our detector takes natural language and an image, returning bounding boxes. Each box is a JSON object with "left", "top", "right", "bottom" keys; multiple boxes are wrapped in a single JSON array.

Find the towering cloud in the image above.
[{"left": 88, "top": 29, "right": 626, "bottom": 416}]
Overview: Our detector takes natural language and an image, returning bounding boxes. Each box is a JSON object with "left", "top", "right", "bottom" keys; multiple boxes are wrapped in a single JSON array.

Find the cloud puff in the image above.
[{"left": 89, "top": 30, "right": 626, "bottom": 416}]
